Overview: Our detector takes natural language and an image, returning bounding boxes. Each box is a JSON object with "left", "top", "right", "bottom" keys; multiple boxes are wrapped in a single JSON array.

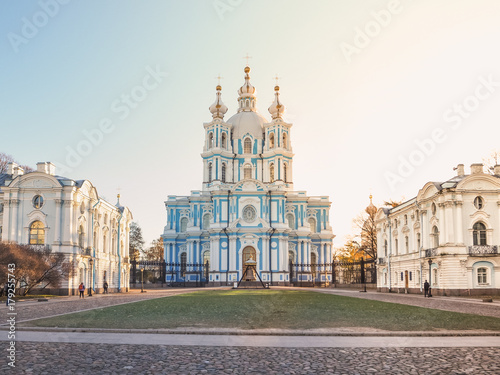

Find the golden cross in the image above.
[
  {"left": 243, "top": 53, "right": 252, "bottom": 66},
  {"left": 274, "top": 74, "right": 280, "bottom": 86},
  {"left": 215, "top": 75, "right": 223, "bottom": 85}
]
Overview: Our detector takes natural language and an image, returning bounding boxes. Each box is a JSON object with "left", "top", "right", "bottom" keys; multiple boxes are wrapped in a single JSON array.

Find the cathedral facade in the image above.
[{"left": 163, "top": 66, "right": 334, "bottom": 285}]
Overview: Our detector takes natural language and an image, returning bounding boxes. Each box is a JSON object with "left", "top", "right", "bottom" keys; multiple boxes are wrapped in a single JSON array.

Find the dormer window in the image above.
[{"left": 269, "top": 133, "right": 275, "bottom": 148}]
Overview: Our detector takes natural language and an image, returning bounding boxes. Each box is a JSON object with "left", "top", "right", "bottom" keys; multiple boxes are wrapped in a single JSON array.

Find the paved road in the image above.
[
  {"left": 2, "top": 342, "right": 499, "bottom": 374},
  {"left": 2, "top": 287, "right": 500, "bottom": 374}
]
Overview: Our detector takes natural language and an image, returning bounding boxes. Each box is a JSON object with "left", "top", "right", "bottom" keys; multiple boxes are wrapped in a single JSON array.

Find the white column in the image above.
[
  {"left": 445, "top": 202, "right": 454, "bottom": 244},
  {"left": 229, "top": 237, "right": 237, "bottom": 271},
  {"left": 2, "top": 199, "right": 11, "bottom": 242},
  {"left": 438, "top": 203, "right": 445, "bottom": 245},
  {"left": 454, "top": 202, "right": 463, "bottom": 244},
  {"left": 10, "top": 199, "right": 19, "bottom": 242},
  {"left": 54, "top": 199, "right": 62, "bottom": 245}
]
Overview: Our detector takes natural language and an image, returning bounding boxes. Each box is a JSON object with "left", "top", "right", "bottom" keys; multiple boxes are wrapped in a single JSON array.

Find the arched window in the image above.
[
  {"left": 103, "top": 234, "right": 107, "bottom": 253},
  {"left": 29, "top": 221, "right": 45, "bottom": 245},
  {"left": 432, "top": 268, "right": 438, "bottom": 286},
  {"left": 244, "top": 165, "right": 252, "bottom": 179},
  {"left": 208, "top": 163, "right": 213, "bottom": 182},
  {"left": 286, "top": 214, "right": 295, "bottom": 230},
  {"left": 432, "top": 226, "right": 439, "bottom": 247},
  {"left": 180, "top": 253, "right": 187, "bottom": 277},
  {"left": 308, "top": 217, "right": 316, "bottom": 233},
  {"left": 405, "top": 236, "right": 409, "bottom": 253},
  {"left": 417, "top": 233, "right": 421, "bottom": 251},
  {"left": 311, "top": 253, "right": 317, "bottom": 277},
  {"left": 477, "top": 267, "right": 487, "bottom": 284},
  {"left": 203, "top": 214, "right": 211, "bottom": 230},
  {"left": 404, "top": 215, "right": 408, "bottom": 225},
  {"left": 384, "top": 240, "right": 388, "bottom": 256},
  {"left": 208, "top": 133, "right": 214, "bottom": 148},
  {"left": 244, "top": 138, "right": 252, "bottom": 154},
  {"left": 93, "top": 231, "right": 98, "bottom": 250},
  {"left": 112, "top": 233, "right": 117, "bottom": 254},
  {"left": 221, "top": 163, "right": 226, "bottom": 183},
  {"left": 395, "top": 238, "right": 398, "bottom": 255},
  {"left": 473, "top": 222, "right": 487, "bottom": 246},
  {"left": 78, "top": 225, "right": 85, "bottom": 248},
  {"left": 180, "top": 217, "right": 188, "bottom": 232},
  {"left": 269, "top": 133, "right": 275, "bottom": 148},
  {"left": 221, "top": 133, "right": 227, "bottom": 149},
  {"left": 431, "top": 203, "right": 436, "bottom": 216},
  {"left": 269, "top": 163, "right": 275, "bottom": 182},
  {"left": 282, "top": 133, "right": 287, "bottom": 148},
  {"left": 283, "top": 163, "right": 288, "bottom": 182}
]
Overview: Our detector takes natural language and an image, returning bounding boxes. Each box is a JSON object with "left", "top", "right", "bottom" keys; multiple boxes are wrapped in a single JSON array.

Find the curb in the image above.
[{"left": 3, "top": 327, "right": 500, "bottom": 337}]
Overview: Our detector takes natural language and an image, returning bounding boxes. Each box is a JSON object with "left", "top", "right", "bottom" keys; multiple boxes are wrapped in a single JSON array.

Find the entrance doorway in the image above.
[
  {"left": 242, "top": 246, "right": 257, "bottom": 281},
  {"left": 404, "top": 270, "right": 409, "bottom": 290}
]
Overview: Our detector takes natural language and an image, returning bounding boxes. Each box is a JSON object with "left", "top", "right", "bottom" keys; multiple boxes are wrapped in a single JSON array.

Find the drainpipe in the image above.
[
  {"left": 416, "top": 200, "right": 424, "bottom": 292},
  {"left": 91, "top": 198, "right": 100, "bottom": 293},
  {"left": 268, "top": 191, "right": 276, "bottom": 285},
  {"left": 259, "top": 153, "right": 264, "bottom": 182},
  {"left": 387, "top": 215, "right": 392, "bottom": 293},
  {"left": 116, "top": 202, "right": 124, "bottom": 292},
  {"left": 223, "top": 190, "right": 230, "bottom": 285}
]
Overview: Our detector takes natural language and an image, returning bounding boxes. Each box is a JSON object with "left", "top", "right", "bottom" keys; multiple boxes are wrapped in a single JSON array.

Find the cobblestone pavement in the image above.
[
  {"left": 0, "top": 288, "right": 205, "bottom": 324},
  {"left": 3, "top": 342, "right": 499, "bottom": 374},
  {"left": 306, "top": 288, "right": 500, "bottom": 318}
]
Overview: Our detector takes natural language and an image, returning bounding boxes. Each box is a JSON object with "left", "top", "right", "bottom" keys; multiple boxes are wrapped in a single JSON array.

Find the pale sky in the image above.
[{"left": 2, "top": 0, "right": 500, "bottom": 247}]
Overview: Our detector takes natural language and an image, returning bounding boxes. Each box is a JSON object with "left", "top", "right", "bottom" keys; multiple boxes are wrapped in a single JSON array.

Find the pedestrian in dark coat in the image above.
[
  {"left": 103, "top": 281, "right": 108, "bottom": 294},
  {"left": 424, "top": 280, "right": 430, "bottom": 297}
]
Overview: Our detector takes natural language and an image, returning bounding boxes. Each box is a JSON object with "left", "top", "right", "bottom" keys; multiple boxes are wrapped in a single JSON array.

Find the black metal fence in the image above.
[
  {"left": 130, "top": 260, "right": 209, "bottom": 287},
  {"left": 290, "top": 258, "right": 377, "bottom": 287},
  {"left": 332, "top": 258, "right": 377, "bottom": 285}
]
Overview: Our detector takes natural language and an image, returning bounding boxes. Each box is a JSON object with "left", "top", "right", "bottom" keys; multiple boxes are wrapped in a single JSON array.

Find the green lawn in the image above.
[{"left": 23, "top": 290, "right": 500, "bottom": 331}]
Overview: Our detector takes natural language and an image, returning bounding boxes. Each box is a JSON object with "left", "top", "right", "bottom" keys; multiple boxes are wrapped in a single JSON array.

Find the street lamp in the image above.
[
  {"left": 428, "top": 258, "right": 432, "bottom": 298},
  {"left": 140, "top": 268, "right": 145, "bottom": 293},
  {"left": 88, "top": 258, "right": 94, "bottom": 297}
]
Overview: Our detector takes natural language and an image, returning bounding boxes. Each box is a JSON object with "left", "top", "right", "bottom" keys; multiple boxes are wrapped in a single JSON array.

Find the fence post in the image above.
[
  {"left": 131, "top": 259, "right": 137, "bottom": 284},
  {"left": 360, "top": 257, "right": 367, "bottom": 292},
  {"left": 331, "top": 261, "right": 335, "bottom": 286}
]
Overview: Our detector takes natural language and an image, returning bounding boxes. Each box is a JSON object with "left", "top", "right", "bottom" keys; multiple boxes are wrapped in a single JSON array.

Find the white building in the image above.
[
  {"left": 375, "top": 163, "right": 500, "bottom": 296},
  {"left": 0, "top": 162, "right": 132, "bottom": 295},
  {"left": 163, "top": 66, "right": 335, "bottom": 286}
]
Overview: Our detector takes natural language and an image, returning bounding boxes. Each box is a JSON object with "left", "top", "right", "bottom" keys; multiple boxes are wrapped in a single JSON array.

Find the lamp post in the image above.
[
  {"left": 428, "top": 258, "right": 432, "bottom": 298},
  {"left": 141, "top": 268, "right": 145, "bottom": 293},
  {"left": 88, "top": 258, "right": 94, "bottom": 297}
]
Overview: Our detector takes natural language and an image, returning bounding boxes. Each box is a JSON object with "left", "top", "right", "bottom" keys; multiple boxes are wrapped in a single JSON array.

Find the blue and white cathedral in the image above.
[{"left": 163, "top": 66, "right": 334, "bottom": 285}]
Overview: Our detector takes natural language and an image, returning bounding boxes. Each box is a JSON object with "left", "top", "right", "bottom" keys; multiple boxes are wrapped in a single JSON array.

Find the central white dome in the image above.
[{"left": 226, "top": 111, "right": 267, "bottom": 139}]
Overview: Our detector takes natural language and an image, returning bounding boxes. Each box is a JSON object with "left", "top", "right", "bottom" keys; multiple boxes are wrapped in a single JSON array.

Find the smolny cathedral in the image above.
[{"left": 162, "top": 66, "right": 335, "bottom": 285}]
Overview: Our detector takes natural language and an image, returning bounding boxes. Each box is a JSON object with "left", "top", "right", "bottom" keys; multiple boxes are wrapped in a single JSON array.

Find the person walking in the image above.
[
  {"left": 103, "top": 281, "right": 108, "bottom": 294},
  {"left": 78, "top": 283, "right": 85, "bottom": 299},
  {"left": 424, "top": 280, "right": 430, "bottom": 297}
]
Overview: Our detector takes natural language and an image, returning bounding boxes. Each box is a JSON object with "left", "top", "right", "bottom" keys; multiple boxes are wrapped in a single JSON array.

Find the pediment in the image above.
[
  {"left": 233, "top": 179, "right": 266, "bottom": 192},
  {"left": 417, "top": 182, "right": 439, "bottom": 201},
  {"left": 456, "top": 175, "right": 500, "bottom": 191},
  {"left": 12, "top": 174, "right": 61, "bottom": 189}
]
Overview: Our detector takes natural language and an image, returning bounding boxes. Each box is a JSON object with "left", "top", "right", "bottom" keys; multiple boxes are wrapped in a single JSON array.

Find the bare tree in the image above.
[
  {"left": 0, "top": 153, "right": 15, "bottom": 174},
  {"left": 0, "top": 152, "right": 34, "bottom": 174},
  {"left": 143, "top": 237, "right": 164, "bottom": 261},
  {"left": 0, "top": 242, "right": 73, "bottom": 296},
  {"left": 483, "top": 149, "right": 500, "bottom": 174},
  {"left": 129, "top": 222, "right": 145, "bottom": 261}
]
